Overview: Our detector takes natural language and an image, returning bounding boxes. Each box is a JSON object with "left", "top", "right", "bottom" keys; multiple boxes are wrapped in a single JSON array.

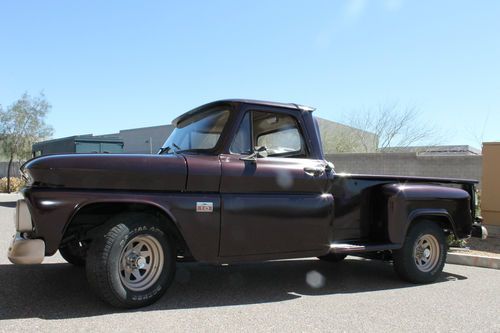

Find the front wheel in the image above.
[
  {"left": 393, "top": 220, "right": 447, "bottom": 284},
  {"left": 86, "top": 213, "right": 176, "bottom": 308}
]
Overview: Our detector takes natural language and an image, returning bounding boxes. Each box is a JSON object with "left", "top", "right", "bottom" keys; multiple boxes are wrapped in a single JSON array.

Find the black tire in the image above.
[
  {"left": 86, "top": 213, "right": 176, "bottom": 308},
  {"left": 318, "top": 253, "right": 347, "bottom": 262},
  {"left": 393, "top": 220, "right": 447, "bottom": 284},
  {"left": 59, "top": 240, "right": 87, "bottom": 266}
]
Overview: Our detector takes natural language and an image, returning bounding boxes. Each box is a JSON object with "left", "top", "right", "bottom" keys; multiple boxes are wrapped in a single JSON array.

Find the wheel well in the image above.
[
  {"left": 412, "top": 215, "right": 457, "bottom": 237},
  {"left": 61, "top": 202, "right": 192, "bottom": 258}
]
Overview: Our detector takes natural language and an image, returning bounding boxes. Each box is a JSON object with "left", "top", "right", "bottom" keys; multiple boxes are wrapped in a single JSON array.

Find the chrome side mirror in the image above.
[
  {"left": 240, "top": 146, "right": 268, "bottom": 162},
  {"left": 256, "top": 146, "right": 268, "bottom": 158}
]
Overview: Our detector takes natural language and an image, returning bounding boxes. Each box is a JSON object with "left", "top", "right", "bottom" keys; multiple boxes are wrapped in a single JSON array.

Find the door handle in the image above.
[{"left": 303, "top": 166, "right": 325, "bottom": 177}]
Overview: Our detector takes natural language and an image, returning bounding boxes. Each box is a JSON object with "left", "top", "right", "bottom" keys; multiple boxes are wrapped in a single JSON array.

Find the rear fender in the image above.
[{"left": 383, "top": 183, "right": 472, "bottom": 243}]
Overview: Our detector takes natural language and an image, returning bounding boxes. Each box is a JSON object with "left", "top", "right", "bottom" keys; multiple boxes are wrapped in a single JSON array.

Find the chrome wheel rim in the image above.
[
  {"left": 413, "top": 234, "right": 440, "bottom": 272},
  {"left": 119, "top": 235, "right": 164, "bottom": 291}
]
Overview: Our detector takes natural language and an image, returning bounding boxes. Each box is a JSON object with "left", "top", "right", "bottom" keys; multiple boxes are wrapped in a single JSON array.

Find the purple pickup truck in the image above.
[{"left": 8, "top": 99, "right": 487, "bottom": 308}]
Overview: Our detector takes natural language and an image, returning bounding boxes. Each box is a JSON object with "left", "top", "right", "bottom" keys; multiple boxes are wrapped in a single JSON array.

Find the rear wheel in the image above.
[
  {"left": 393, "top": 220, "right": 447, "bottom": 283},
  {"left": 318, "top": 253, "right": 347, "bottom": 262},
  {"left": 86, "top": 213, "right": 176, "bottom": 308}
]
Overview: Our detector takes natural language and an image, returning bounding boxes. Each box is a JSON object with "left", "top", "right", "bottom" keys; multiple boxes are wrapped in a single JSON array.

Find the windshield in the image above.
[{"left": 161, "top": 109, "right": 230, "bottom": 153}]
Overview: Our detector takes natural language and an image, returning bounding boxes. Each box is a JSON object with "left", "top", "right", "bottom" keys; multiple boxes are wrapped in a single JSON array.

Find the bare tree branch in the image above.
[{"left": 343, "top": 103, "right": 444, "bottom": 152}]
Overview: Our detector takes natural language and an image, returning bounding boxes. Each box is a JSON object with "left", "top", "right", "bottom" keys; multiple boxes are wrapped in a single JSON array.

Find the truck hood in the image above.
[{"left": 22, "top": 154, "right": 187, "bottom": 191}]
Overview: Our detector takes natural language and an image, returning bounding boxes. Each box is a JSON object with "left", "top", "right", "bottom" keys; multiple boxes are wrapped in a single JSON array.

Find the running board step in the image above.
[{"left": 329, "top": 243, "right": 401, "bottom": 254}]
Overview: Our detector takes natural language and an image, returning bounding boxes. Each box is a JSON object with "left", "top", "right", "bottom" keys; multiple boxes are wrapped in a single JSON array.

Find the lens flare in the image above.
[{"left": 306, "top": 270, "right": 325, "bottom": 288}]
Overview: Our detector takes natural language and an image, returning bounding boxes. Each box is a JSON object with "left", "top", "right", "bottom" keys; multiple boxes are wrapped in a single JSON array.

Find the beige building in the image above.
[
  {"left": 316, "top": 117, "right": 378, "bottom": 153},
  {"left": 481, "top": 142, "right": 500, "bottom": 236}
]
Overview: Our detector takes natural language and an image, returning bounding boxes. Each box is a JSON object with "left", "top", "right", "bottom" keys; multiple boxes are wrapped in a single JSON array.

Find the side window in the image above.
[
  {"left": 253, "top": 111, "right": 307, "bottom": 157},
  {"left": 257, "top": 128, "right": 302, "bottom": 152},
  {"left": 230, "top": 112, "right": 252, "bottom": 154},
  {"left": 230, "top": 111, "right": 308, "bottom": 158}
]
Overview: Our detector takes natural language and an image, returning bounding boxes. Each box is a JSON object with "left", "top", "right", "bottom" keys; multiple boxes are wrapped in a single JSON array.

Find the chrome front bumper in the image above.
[
  {"left": 8, "top": 233, "right": 45, "bottom": 264},
  {"left": 7, "top": 199, "right": 45, "bottom": 265}
]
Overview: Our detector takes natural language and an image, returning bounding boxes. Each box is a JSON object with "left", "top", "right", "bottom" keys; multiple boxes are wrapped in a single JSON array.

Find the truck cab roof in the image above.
[{"left": 172, "top": 99, "right": 315, "bottom": 126}]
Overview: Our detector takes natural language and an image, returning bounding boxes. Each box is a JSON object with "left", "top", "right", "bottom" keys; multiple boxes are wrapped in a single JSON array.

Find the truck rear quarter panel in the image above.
[{"left": 331, "top": 174, "right": 475, "bottom": 243}]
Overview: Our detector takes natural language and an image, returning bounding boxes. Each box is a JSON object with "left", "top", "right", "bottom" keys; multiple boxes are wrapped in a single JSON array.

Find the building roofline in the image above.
[
  {"left": 32, "top": 134, "right": 123, "bottom": 149},
  {"left": 119, "top": 124, "right": 173, "bottom": 133},
  {"left": 33, "top": 135, "right": 93, "bottom": 147},
  {"left": 381, "top": 145, "right": 481, "bottom": 155},
  {"left": 314, "top": 116, "right": 377, "bottom": 137}
]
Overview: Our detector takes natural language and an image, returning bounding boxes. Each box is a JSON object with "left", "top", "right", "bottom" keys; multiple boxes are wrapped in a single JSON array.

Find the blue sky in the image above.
[{"left": 1, "top": 0, "right": 499, "bottom": 148}]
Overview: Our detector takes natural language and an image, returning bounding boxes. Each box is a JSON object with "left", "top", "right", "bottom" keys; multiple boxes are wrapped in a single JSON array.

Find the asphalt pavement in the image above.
[{"left": 0, "top": 193, "right": 499, "bottom": 332}]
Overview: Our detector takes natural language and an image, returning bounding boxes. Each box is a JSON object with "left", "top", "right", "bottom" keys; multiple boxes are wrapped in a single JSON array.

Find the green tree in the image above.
[{"left": 0, "top": 92, "right": 53, "bottom": 192}]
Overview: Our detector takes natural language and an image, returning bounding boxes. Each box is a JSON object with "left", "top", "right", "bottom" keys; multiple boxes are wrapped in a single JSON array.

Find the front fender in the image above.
[
  {"left": 383, "top": 184, "right": 472, "bottom": 243},
  {"left": 24, "top": 188, "right": 221, "bottom": 261}
]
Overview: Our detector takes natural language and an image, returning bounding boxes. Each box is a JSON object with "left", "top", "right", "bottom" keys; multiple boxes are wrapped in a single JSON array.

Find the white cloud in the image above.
[
  {"left": 344, "top": 0, "right": 368, "bottom": 21},
  {"left": 344, "top": 0, "right": 403, "bottom": 21},
  {"left": 383, "top": 0, "right": 403, "bottom": 12},
  {"left": 314, "top": 0, "right": 404, "bottom": 49}
]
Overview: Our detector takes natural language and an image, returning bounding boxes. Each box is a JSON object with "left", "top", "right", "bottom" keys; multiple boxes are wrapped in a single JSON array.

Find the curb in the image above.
[{"left": 446, "top": 252, "right": 500, "bottom": 270}]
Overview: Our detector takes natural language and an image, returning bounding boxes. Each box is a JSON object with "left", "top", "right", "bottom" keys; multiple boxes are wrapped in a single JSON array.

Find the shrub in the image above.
[
  {"left": 0, "top": 177, "right": 26, "bottom": 193},
  {"left": 447, "top": 234, "right": 468, "bottom": 248}
]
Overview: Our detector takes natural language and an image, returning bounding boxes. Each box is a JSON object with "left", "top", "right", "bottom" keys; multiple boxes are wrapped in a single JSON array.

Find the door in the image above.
[{"left": 219, "top": 110, "right": 334, "bottom": 257}]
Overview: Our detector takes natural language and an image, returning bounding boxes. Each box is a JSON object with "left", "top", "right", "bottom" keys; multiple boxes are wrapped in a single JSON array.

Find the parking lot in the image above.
[{"left": 0, "top": 193, "right": 499, "bottom": 332}]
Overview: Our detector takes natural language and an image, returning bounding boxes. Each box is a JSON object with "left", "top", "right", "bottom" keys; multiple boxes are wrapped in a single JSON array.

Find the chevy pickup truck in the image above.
[{"left": 8, "top": 99, "right": 487, "bottom": 308}]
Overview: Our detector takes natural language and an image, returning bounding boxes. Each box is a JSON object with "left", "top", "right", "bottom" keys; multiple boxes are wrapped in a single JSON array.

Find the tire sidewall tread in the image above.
[
  {"left": 86, "top": 213, "right": 175, "bottom": 308},
  {"left": 393, "top": 220, "right": 447, "bottom": 284}
]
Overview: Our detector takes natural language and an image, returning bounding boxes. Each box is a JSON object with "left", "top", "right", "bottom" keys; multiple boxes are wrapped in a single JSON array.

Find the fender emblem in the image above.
[{"left": 196, "top": 202, "right": 213, "bottom": 213}]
